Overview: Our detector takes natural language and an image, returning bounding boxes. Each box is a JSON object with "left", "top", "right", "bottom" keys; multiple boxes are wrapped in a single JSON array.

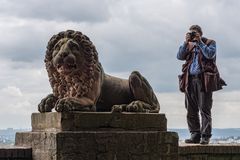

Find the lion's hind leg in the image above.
[
  {"left": 127, "top": 71, "right": 160, "bottom": 113},
  {"left": 111, "top": 71, "right": 160, "bottom": 113}
]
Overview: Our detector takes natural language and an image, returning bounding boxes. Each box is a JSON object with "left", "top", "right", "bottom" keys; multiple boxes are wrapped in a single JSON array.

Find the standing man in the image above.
[{"left": 177, "top": 25, "right": 226, "bottom": 144}]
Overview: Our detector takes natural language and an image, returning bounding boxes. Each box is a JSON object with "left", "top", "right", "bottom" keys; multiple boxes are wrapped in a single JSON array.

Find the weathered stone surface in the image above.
[
  {"left": 31, "top": 112, "right": 167, "bottom": 132},
  {"left": 15, "top": 112, "right": 177, "bottom": 159},
  {"left": 0, "top": 147, "right": 32, "bottom": 160},
  {"left": 16, "top": 131, "right": 178, "bottom": 160},
  {"left": 15, "top": 132, "right": 57, "bottom": 160},
  {"left": 179, "top": 143, "right": 240, "bottom": 160},
  {"left": 179, "top": 143, "right": 240, "bottom": 154}
]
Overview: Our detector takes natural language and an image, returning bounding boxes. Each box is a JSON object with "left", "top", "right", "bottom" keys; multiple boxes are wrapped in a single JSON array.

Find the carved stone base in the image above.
[
  {"left": 30, "top": 112, "right": 167, "bottom": 132},
  {"left": 15, "top": 112, "right": 178, "bottom": 160}
]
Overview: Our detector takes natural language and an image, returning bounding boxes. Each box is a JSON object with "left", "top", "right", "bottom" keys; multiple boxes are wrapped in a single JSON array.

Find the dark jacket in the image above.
[{"left": 178, "top": 37, "right": 226, "bottom": 92}]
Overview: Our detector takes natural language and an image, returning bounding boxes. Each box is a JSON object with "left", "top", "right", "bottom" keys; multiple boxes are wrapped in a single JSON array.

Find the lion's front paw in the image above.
[
  {"left": 126, "top": 100, "right": 151, "bottom": 112},
  {"left": 38, "top": 94, "right": 58, "bottom": 113},
  {"left": 55, "top": 98, "right": 94, "bottom": 112},
  {"left": 55, "top": 98, "right": 75, "bottom": 112}
]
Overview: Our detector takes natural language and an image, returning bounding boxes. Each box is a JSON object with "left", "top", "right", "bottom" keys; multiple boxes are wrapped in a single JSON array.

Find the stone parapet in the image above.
[
  {"left": 179, "top": 143, "right": 240, "bottom": 160},
  {"left": 31, "top": 112, "right": 167, "bottom": 132},
  {"left": 0, "top": 147, "right": 32, "bottom": 160}
]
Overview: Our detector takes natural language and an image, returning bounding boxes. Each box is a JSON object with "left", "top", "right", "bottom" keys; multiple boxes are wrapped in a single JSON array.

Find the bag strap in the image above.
[
  {"left": 187, "top": 42, "right": 196, "bottom": 52},
  {"left": 205, "top": 39, "right": 213, "bottom": 46}
]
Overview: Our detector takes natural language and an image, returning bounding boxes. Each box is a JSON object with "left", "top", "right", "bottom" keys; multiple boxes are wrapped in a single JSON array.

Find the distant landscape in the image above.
[
  {"left": 0, "top": 128, "right": 240, "bottom": 147},
  {"left": 0, "top": 128, "right": 30, "bottom": 147},
  {"left": 170, "top": 128, "right": 240, "bottom": 144}
]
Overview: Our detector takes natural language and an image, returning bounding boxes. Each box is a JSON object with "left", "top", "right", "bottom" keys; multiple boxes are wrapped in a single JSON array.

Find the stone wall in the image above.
[
  {"left": 0, "top": 147, "right": 32, "bottom": 160},
  {"left": 2, "top": 140, "right": 240, "bottom": 160},
  {"left": 179, "top": 143, "right": 240, "bottom": 160}
]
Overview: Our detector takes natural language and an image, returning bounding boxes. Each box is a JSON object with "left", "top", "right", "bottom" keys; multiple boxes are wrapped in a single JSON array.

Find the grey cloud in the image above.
[
  {"left": 0, "top": 40, "right": 45, "bottom": 62},
  {"left": 0, "top": 0, "right": 239, "bottom": 93},
  {"left": 89, "top": 22, "right": 178, "bottom": 92},
  {"left": 0, "top": 0, "right": 240, "bottom": 128},
  {"left": 0, "top": 25, "right": 47, "bottom": 62},
  {"left": 87, "top": 0, "right": 240, "bottom": 92},
  {"left": 0, "top": 0, "right": 110, "bottom": 22}
]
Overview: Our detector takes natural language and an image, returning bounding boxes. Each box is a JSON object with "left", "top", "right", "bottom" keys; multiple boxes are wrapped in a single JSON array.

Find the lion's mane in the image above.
[{"left": 45, "top": 30, "right": 101, "bottom": 99}]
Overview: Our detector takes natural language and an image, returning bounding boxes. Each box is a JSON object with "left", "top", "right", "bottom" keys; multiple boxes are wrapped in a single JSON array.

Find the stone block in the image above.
[
  {"left": 31, "top": 112, "right": 167, "bottom": 132},
  {"left": 16, "top": 131, "right": 178, "bottom": 160}
]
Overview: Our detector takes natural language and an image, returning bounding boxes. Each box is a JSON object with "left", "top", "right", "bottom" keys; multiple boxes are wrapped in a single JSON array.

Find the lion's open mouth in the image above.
[{"left": 56, "top": 63, "right": 77, "bottom": 74}]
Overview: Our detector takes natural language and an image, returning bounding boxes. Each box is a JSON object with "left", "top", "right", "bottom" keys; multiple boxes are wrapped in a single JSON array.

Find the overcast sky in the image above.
[{"left": 0, "top": 0, "right": 239, "bottom": 129}]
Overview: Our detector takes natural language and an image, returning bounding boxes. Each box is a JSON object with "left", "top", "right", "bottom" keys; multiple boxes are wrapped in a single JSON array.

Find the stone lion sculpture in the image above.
[{"left": 38, "top": 30, "right": 160, "bottom": 113}]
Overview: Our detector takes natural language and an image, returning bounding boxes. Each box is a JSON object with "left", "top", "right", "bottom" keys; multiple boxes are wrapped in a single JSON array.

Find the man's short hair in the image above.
[{"left": 189, "top": 25, "right": 203, "bottom": 36}]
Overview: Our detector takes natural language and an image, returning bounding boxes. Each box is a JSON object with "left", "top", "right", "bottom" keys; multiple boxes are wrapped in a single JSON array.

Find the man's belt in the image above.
[{"left": 189, "top": 74, "right": 202, "bottom": 79}]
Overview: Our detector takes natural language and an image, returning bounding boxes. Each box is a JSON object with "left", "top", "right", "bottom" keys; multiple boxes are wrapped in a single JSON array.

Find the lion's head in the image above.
[{"left": 45, "top": 30, "right": 100, "bottom": 99}]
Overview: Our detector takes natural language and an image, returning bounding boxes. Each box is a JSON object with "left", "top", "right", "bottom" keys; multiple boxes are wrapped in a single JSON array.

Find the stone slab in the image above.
[
  {"left": 0, "top": 147, "right": 32, "bottom": 160},
  {"left": 15, "top": 131, "right": 178, "bottom": 160},
  {"left": 179, "top": 143, "right": 240, "bottom": 154},
  {"left": 31, "top": 112, "right": 167, "bottom": 132},
  {"left": 179, "top": 143, "right": 240, "bottom": 160}
]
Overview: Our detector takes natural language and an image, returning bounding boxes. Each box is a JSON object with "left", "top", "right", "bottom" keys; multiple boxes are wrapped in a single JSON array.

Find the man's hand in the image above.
[{"left": 185, "top": 33, "right": 191, "bottom": 43}]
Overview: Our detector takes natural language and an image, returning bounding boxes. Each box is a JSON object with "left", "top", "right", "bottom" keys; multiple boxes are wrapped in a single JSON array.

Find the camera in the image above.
[{"left": 188, "top": 31, "right": 197, "bottom": 41}]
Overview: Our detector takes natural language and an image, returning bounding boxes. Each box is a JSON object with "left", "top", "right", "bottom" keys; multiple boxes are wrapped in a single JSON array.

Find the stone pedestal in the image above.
[{"left": 15, "top": 112, "right": 178, "bottom": 160}]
